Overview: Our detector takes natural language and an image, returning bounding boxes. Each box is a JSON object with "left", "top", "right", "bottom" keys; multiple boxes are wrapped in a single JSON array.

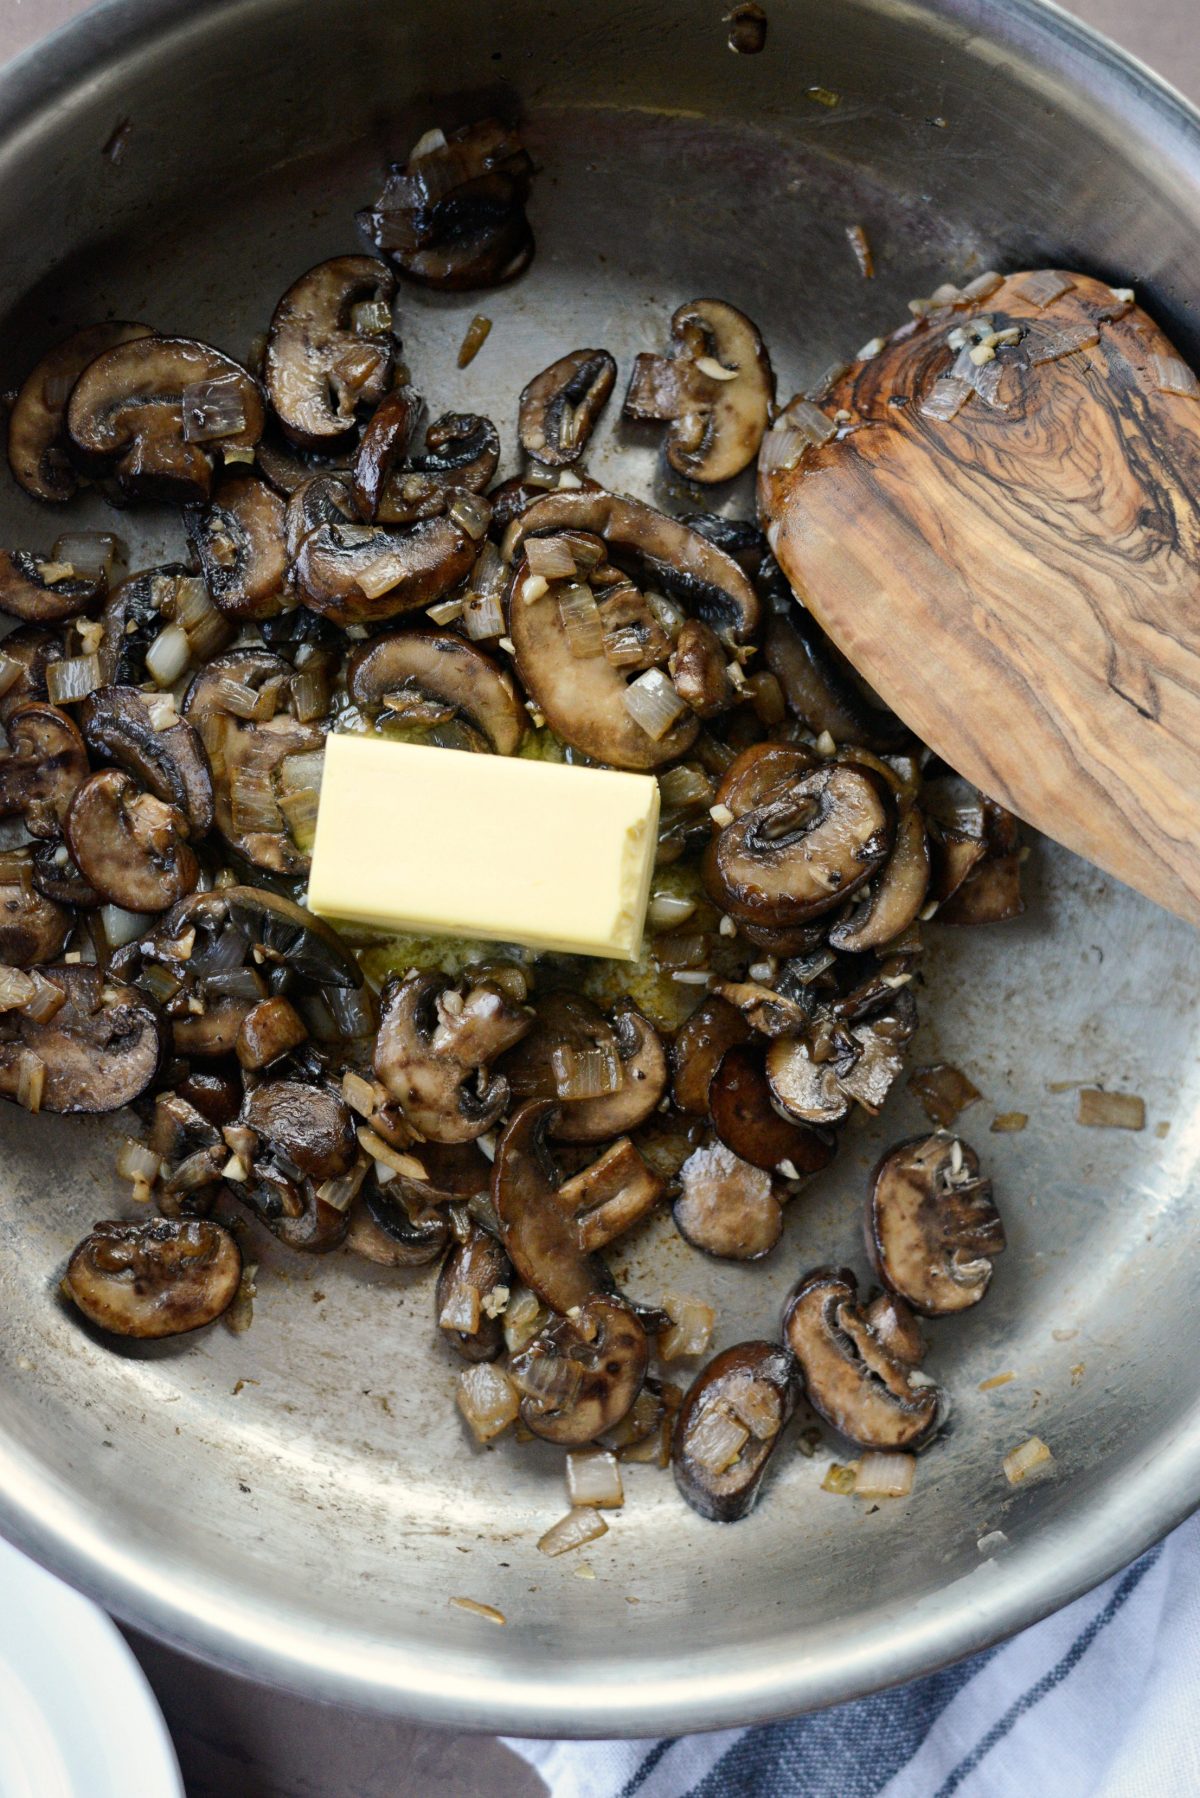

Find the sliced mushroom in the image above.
[
  {"left": 0, "top": 625, "right": 59, "bottom": 724},
  {"left": 67, "top": 335, "right": 264, "bottom": 504},
  {"left": 672, "top": 1341, "right": 798, "bottom": 1522},
  {"left": 935, "top": 801, "right": 1024, "bottom": 926},
  {"left": 766, "top": 985, "right": 916, "bottom": 1126},
  {"left": 264, "top": 256, "right": 395, "bottom": 448},
  {"left": 710, "top": 978, "right": 810, "bottom": 1038},
  {"left": 708, "top": 1042, "right": 835, "bottom": 1176},
  {"left": 938, "top": 851, "right": 1024, "bottom": 925},
  {"left": 255, "top": 429, "right": 352, "bottom": 497},
  {"left": 865, "top": 1290, "right": 926, "bottom": 1367},
  {"left": 65, "top": 770, "right": 197, "bottom": 912},
  {"left": 81, "top": 686, "right": 214, "bottom": 838},
  {"left": 868, "top": 1134, "right": 1005, "bottom": 1315},
  {"left": 510, "top": 1296, "right": 647, "bottom": 1445},
  {"left": 0, "top": 863, "right": 72, "bottom": 964},
  {"left": 624, "top": 299, "right": 774, "bottom": 483},
  {"left": 713, "top": 742, "right": 816, "bottom": 818},
  {"left": 98, "top": 565, "right": 203, "bottom": 687},
  {"left": 346, "top": 1182, "right": 449, "bottom": 1266},
  {"left": 486, "top": 472, "right": 604, "bottom": 531},
  {"left": 705, "top": 762, "right": 892, "bottom": 927},
  {"left": 175, "top": 1067, "right": 242, "bottom": 1128},
  {"left": 65, "top": 1218, "right": 241, "bottom": 1339},
  {"left": 519, "top": 350, "right": 616, "bottom": 466},
  {"left": 244, "top": 1079, "right": 357, "bottom": 1177},
  {"left": 764, "top": 599, "right": 909, "bottom": 752},
  {"left": 355, "top": 405, "right": 500, "bottom": 525},
  {"left": 0, "top": 550, "right": 105, "bottom": 625},
  {"left": 501, "top": 993, "right": 667, "bottom": 1141},
  {"left": 782, "top": 1266, "right": 940, "bottom": 1450},
  {"left": 149, "top": 1091, "right": 227, "bottom": 1218},
  {"left": 764, "top": 1034, "right": 849, "bottom": 1127},
  {"left": 671, "top": 994, "right": 752, "bottom": 1115},
  {"left": 185, "top": 476, "right": 288, "bottom": 620},
  {"left": 0, "top": 964, "right": 164, "bottom": 1112},
  {"left": 556, "top": 1135, "right": 664, "bottom": 1251},
  {"left": 236, "top": 994, "right": 308, "bottom": 1069},
  {"left": 30, "top": 839, "right": 100, "bottom": 908},
  {"left": 436, "top": 1223, "right": 513, "bottom": 1360},
  {"left": 374, "top": 969, "right": 532, "bottom": 1144},
  {"left": 348, "top": 629, "right": 525, "bottom": 755},
  {"left": 673, "top": 1139, "right": 783, "bottom": 1259},
  {"left": 0, "top": 702, "right": 90, "bottom": 837},
  {"left": 359, "top": 119, "right": 534, "bottom": 291},
  {"left": 284, "top": 473, "right": 359, "bottom": 561},
  {"left": 672, "top": 618, "right": 734, "bottom": 717},
  {"left": 829, "top": 804, "right": 929, "bottom": 953},
  {"left": 8, "top": 321, "right": 152, "bottom": 502},
  {"left": 293, "top": 512, "right": 477, "bottom": 628}
]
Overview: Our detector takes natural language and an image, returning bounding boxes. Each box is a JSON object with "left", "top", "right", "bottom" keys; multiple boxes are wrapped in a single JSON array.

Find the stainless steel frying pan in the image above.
[{"left": 1, "top": 0, "right": 1199, "bottom": 1738}]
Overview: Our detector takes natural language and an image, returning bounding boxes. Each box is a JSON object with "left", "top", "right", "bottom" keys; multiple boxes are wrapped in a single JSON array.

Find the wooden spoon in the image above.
[{"left": 758, "top": 271, "right": 1200, "bottom": 927}]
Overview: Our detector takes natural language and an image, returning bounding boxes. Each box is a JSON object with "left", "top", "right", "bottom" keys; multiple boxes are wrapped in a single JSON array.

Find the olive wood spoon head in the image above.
[{"left": 759, "top": 270, "right": 1200, "bottom": 928}]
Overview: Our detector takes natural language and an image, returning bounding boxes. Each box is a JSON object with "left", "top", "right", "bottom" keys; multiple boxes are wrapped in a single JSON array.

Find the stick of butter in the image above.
[{"left": 308, "top": 734, "right": 661, "bottom": 961}]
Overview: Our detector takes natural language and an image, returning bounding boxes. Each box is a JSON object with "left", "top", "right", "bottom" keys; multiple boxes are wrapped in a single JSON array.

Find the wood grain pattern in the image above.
[{"left": 758, "top": 271, "right": 1200, "bottom": 927}]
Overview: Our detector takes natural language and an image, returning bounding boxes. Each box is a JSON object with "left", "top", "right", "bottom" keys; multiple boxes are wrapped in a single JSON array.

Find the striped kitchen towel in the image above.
[{"left": 505, "top": 1510, "right": 1200, "bottom": 1798}]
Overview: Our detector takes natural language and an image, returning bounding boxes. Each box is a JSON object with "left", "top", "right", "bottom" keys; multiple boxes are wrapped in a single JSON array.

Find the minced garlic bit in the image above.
[
  {"left": 1003, "top": 1435, "right": 1055, "bottom": 1486},
  {"left": 449, "top": 1595, "right": 506, "bottom": 1625},
  {"left": 821, "top": 1461, "right": 858, "bottom": 1495},
  {"left": 709, "top": 803, "right": 734, "bottom": 827},
  {"left": 978, "top": 1371, "right": 1015, "bottom": 1392}
]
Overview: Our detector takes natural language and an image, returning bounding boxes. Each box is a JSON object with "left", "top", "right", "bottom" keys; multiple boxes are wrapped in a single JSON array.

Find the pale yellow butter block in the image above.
[{"left": 308, "top": 734, "right": 660, "bottom": 960}]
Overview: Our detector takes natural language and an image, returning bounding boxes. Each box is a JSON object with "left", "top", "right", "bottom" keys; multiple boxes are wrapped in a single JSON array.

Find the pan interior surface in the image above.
[{"left": 0, "top": 0, "right": 1198, "bottom": 1734}]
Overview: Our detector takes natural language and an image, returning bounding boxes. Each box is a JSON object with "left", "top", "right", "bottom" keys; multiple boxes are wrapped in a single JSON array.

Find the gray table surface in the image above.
[{"left": 2, "top": 1, "right": 1197, "bottom": 1793}]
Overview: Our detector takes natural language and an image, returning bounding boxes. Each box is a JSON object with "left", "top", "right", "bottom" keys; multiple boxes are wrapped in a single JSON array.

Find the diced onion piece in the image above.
[
  {"left": 537, "top": 1506, "right": 608, "bottom": 1558},
  {"left": 168, "top": 573, "right": 212, "bottom": 631},
  {"left": 278, "top": 786, "right": 320, "bottom": 852},
  {"left": 21, "top": 970, "right": 67, "bottom": 1024},
  {"left": 557, "top": 582, "right": 604, "bottom": 659},
  {"left": 624, "top": 667, "right": 687, "bottom": 741},
  {"left": 602, "top": 624, "right": 650, "bottom": 668},
  {"left": 510, "top": 1350, "right": 583, "bottom": 1410},
  {"left": 688, "top": 1404, "right": 749, "bottom": 1474},
  {"left": 448, "top": 491, "right": 493, "bottom": 540},
  {"left": 1077, "top": 1087, "right": 1144, "bottom": 1130},
  {"left": 356, "top": 1124, "right": 426, "bottom": 1179},
  {"left": 658, "top": 764, "right": 713, "bottom": 809},
  {"left": 550, "top": 1041, "right": 621, "bottom": 1100},
  {"left": 1152, "top": 352, "right": 1200, "bottom": 399},
  {"left": 729, "top": 1380, "right": 781, "bottom": 1442},
  {"left": 1003, "top": 1435, "right": 1055, "bottom": 1486},
  {"left": 0, "top": 652, "right": 21, "bottom": 698},
  {"left": 503, "top": 1287, "right": 546, "bottom": 1355},
  {"left": 821, "top": 1461, "right": 858, "bottom": 1495},
  {"left": 354, "top": 556, "right": 405, "bottom": 601},
  {"left": 462, "top": 591, "right": 504, "bottom": 640},
  {"left": 51, "top": 531, "right": 119, "bottom": 580},
  {"left": 316, "top": 1158, "right": 369, "bottom": 1213},
  {"left": 350, "top": 297, "right": 393, "bottom": 336},
  {"left": 230, "top": 767, "right": 282, "bottom": 834},
  {"left": 341, "top": 1069, "right": 378, "bottom": 1118},
  {"left": 962, "top": 270, "right": 1003, "bottom": 300},
  {"left": 100, "top": 904, "right": 146, "bottom": 949},
  {"left": 1016, "top": 270, "right": 1074, "bottom": 308},
  {"left": 277, "top": 751, "right": 325, "bottom": 797},
  {"left": 647, "top": 892, "right": 697, "bottom": 931},
  {"left": 525, "top": 536, "right": 578, "bottom": 579},
  {"left": 566, "top": 1449, "right": 625, "bottom": 1508},
  {"left": 144, "top": 624, "right": 192, "bottom": 690},
  {"left": 439, "top": 1282, "right": 482, "bottom": 1333},
  {"left": 449, "top": 1595, "right": 506, "bottom": 1625},
  {"left": 426, "top": 598, "right": 464, "bottom": 625},
  {"left": 920, "top": 376, "right": 972, "bottom": 422},
  {"left": 15, "top": 1048, "right": 45, "bottom": 1113},
  {"left": 658, "top": 1291, "right": 715, "bottom": 1361},
  {"left": 653, "top": 932, "right": 708, "bottom": 971},
  {"left": 0, "top": 967, "right": 37, "bottom": 1010},
  {"left": 116, "top": 1136, "right": 162, "bottom": 1183},
  {"left": 45, "top": 654, "right": 101, "bottom": 705},
  {"left": 181, "top": 371, "right": 248, "bottom": 443},
  {"left": 760, "top": 400, "right": 836, "bottom": 471},
  {"left": 139, "top": 964, "right": 182, "bottom": 1005},
  {"left": 212, "top": 676, "right": 271, "bottom": 721},
  {"left": 855, "top": 1451, "right": 915, "bottom": 1498},
  {"left": 457, "top": 1362, "right": 519, "bottom": 1442},
  {"left": 1028, "top": 322, "right": 1100, "bottom": 365},
  {"left": 644, "top": 588, "right": 686, "bottom": 643}
]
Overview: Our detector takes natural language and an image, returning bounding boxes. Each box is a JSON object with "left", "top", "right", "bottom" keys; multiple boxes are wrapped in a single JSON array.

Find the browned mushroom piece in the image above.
[
  {"left": 0, "top": 857, "right": 72, "bottom": 964},
  {"left": 8, "top": 321, "right": 152, "bottom": 502},
  {"left": 436, "top": 1223, "right": 513, "bottom": 1360},
  {"left": 710, "top": 978, "right": 810, "bottom": 1038},
  {"left": 829, "top": 804, "right": 930, "bottom": 953},
  {"left": 624, "top": 299, "right": 774, "bottom": 483},
  {"left": 935, "top": 800, "right": 1024, "bottom": 926},
  {"left": 672, "top": 1340, "right": 798, "bottom": 1522},
  {"left": 673, "top": 1140, "right": 784, "bottom": 1259},
  {"left": 97, "top": 565, "right": 213, "bottom": 687},
  {"left": 185, "top": 475, "right": 289, "bottom": 620},
  {"left": 236, "top": 994, "right": 308, "bottom": 1070},
  {"left": 672, "top": 618, "right": 735, "bottom": 718},
  {"left": 175, "top": 1067, "right": 243, "bottom": 1129},
  {"left": 518, "top": 350, "right": 616, "bottom": 466},
  {"left": 348, "top": 629, "right": 526, "bottom": 755},
  {"left": 868, "top": 1134, "right": 1005, "bottom": 1315},
  {"left": 355, "top": 404, "right": 500, "bottom": 525},
  {"left": 255, "top": 430, "right": 352, "bottom": 498},
  {"left": 0, "top": 551, "right": 105, "bottom": 625},
  {"left": 0, "top": 626, "right": 60, "bottom": 724},
  {"left": 0, "top": 965, "right": 164, "bottom": 1113},
  {"left": 345, "top": 1181, "right": 450, "bottom": 1267},
  {"left": 705, "top": 762, "right": 892, "bottom": 928},
  {"left": 358, "top": 119, "right": 534, "bottom": 291},
  {"left": 486, "top": 472, "right": 604, "bottom": 531},
  {"left": 66, "top": 335, "right": 264, "bottom": 504},
  {"left": 0, "top": 702, "right": 90, "bottom": 838},
  {"left": 501, "top": 993, "right": 667, "bottom": 1142},
  {"left": 81, "top": 686, "right": 214, "bottom": 838},
  {"left": 236, "top": 1078, "right": 358, "bottom": 1254},
  {"left": 149, "top": 1091, "right": 228, "bottom": 1218},
  {"left": 764, "top": 1033, "right": 850, "bottom": 1127},
  {"left": 782, "top": 1266, "right": 941, "bottom": 1450},
  {"left": 284, "top": 474, "right": 360, "bottom": 562},
  {"left": 510, "top": 1296, "right": 648, "bottom": 1445},
  {"left": 712, "top": 741, "right": 817, "bottom": 818},
  {"left": 374, "top": 969, "right": 532, "bottom": 1144},
  {"left": 763, "top": 598, "right": 910, "bottom": 752},
  {"left": 671, "top": 994, "right": 752, "bottom": 1115},
  {"left": 865, "top": 1290, "right": 927, "bottom": 1366},
  {"left": 708, "top": 1042, "right": 836, "bottom": 1176},
  {"left": 65, "top": 769, "right": 198, "bottom": 913},
  {"left": 264, "top": 256, "right": 396, "bottom": 448},
  {"left": 182, "top": 649, "right": 323, "bottom": 875},
  {"left": 293, "top": 510, "right": 477, "bottom": 628},
  {"left": 64, "top": 1217, "right": 241, "bottom": 1339},
  {"left": 766, "top": 983, "right": 916, "bottom": 1126},
  {"left": 30, "top": 839, "right": 100, "bottom": 909}
]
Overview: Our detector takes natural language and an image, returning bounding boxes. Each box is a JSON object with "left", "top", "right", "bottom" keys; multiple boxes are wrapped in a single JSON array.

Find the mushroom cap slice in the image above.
[
  {"left": 500, "top": 994, "right": 667, "bottom": 1142},
  {"left": 673, "top": 1140, "right": 784, "bottom": 1259},
  {"left": 763, "top": 598, "right": 910, "bottom": 753},
  {"left": 518, "top": 349, "right": 616, "bottom": 467},
  {"left": 671, "top": 994, "right": 753, "bottom": 1115},
  {"left": 436, "top": 1223, "right": 513, "bottom": 1360},
  {"left": 356, "top": 403, "right": 500, "bottom": 525},
  {"left": 67, "top": 335, "right": 264, "bottom": 504},
  {"left": 706, "top": 762, "right": 892, "bottom": 927},
  {"left": 98, "top": 564, "right": 195, "bottom": 686},
  {"left": 65, "top": 769, "right": 198, "bottom": 913},
  {"left": 782, "top": 1266, "right": 941, "bottom": 1450},
  {"left": 294, "top": 513, "right": 477, "bottom": 628},
  {"left": 0, "top": 550, "right": 105, "bottom": 625},
  {"left": 0, "top": 964, "right": 165, "bottom": 1112},
  {"left": 672, "top": 618, "right": 734, "bottom": 718},
  {"left": 81, "top": 685, "right": 214, "bottom": 837},
  {"left": 708, "top": 1042, "right": 836, "bottom": 1176},
  {"left": 868, "top": 1133, "right": 1006, "bottom": 1315},
  {"left": 714, "top": 742, "right": 817, "bottom": 818},
  {"left": 492, "top": 1099, "right": 597, "bottom": 1313},
  {"left": 0, "top": 701, "right": 90, "bottom": 838},
  {"left": 264, "top": 256, "right": 395, "bottom": 448},
  {"left": 765, "top": 1034, "right": 849, "bottom": 1126},
  {"left": 65, "top": 1217, "right": 242, "bottom": 1339},
  {"left": 348, "top": 629, "right": 526, "bottom": 755},
  {"left": 511, "top": 1296, "right": 648, "bottom": 1445},
  {"left": 345, "top": 1184, "right": 449, "bottom": 1267},
  {"left": 243, "top": 1079, "right": 357, "bottom": 1179},
  {"left": 0, "top": 868, "right": 72, "bottom": 965},
  {"left": 0, "top": 625, "right": 60, "bottom": 724},
  {"left": 624, "top": 299, "right": 774, "bottom": 483},
  {"left": 374, "top": 969, "right": 532, "bottom": 1144},
  {"left": 8, "top": 321, "right": 151, "bottom": 502},
  {"left": 829, "top": 803, "right": 930, "bottom": 953},
  {"left": 672, "top": 1340, "right": 798, "bottom": 1522},
  {"left": 185, "top": 475, "right": 289, "bottom": 620}
]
